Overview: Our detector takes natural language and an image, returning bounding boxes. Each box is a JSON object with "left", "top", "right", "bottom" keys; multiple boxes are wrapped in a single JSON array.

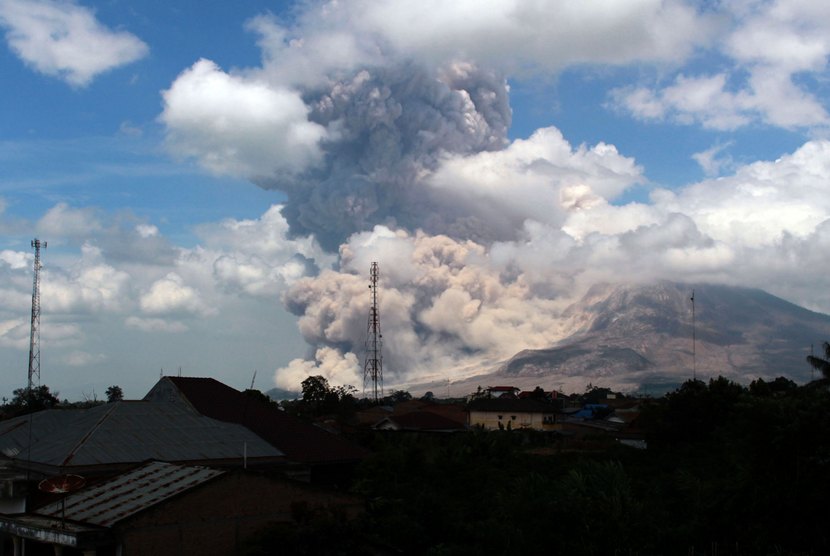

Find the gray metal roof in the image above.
[
  {"left": 37, "top": 461, "right": 224, "bottom": 527},
  {"left": 0, "top": 401, "right": 283, "bottom": 469}
]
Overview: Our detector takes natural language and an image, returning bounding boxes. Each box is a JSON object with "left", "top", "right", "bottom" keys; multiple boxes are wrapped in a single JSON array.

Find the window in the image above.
[
  {"left": 498, "top": 415, "right": 503, "bottom": 420},
  {"left": 511, "top": 415, "right": 516, "bottom": 420}
]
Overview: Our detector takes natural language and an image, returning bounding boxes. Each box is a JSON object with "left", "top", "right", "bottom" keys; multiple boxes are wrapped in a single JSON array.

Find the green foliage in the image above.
[
  {"left": 385, "top": 390, "right": 412, "bottom": 403},
  {"left": 293, "top": 375, "right": 358, "bottom": 418},
  {"left": 339, "top": 379, "right": 830, "bottom": 555},
  {"left": 105, "top": 385, "right": 123, "bottom": 403},
  {"left": 243, "top": 388, "right": 280, "bottom": 408},
  {"left": 3, "top": 385, "right": 60, "bottom": 416}
]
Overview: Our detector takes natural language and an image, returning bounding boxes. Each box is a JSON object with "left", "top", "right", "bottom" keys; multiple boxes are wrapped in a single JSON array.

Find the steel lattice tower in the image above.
[
  {"left": 363, "top": 262, "right": 383, "bottom": 403},
  {"left": 28, "top": 239, "right": 47, "bottom": 391}
]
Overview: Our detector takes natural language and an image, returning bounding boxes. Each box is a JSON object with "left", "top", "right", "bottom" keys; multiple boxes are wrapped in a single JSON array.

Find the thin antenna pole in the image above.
[
  {"left": 690, "top": 289, "right": 696, "bottom": 381},
  {"left": 363, "top": 262, "right": 383, "bottom": 403},
  {"left": 28, "top": 238, "right": 47, "bottom": 392},
  {"left": 811, "top": 344, "right": 815, "bottom": 382}
]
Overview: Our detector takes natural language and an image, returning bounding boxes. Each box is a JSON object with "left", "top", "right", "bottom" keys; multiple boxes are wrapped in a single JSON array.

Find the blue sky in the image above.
[{"left": 1, "top": 0, "right": 829, "bottom": 399}]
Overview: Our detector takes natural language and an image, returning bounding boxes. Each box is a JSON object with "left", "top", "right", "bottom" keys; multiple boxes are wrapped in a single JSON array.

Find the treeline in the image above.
[
  {"left": 0, "top": 384, "right": 124, "bottom": 418},
  {"left": 245, "top": 376, "right": 830, "bottom": 555}
]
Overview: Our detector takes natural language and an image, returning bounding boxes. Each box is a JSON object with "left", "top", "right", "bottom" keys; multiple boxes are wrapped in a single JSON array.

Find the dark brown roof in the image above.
[{"left": 144, "top": 377, "right": 368, "bottom": 465}]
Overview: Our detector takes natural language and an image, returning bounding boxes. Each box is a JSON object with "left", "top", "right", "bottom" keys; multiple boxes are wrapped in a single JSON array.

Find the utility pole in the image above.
[
  {"left": 28, "top": 239, "right": 47, "bottom": 391},
  {"left": 690, "top": 289, "right": 696, "bottom": 382},
  {"left": 363, "top": 262, "right": 383, "bottom": 403}
]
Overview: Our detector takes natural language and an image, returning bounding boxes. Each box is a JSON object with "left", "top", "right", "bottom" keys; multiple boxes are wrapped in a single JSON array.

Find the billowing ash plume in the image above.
[
  {"left": 255, "top": 62, "right": 512, "bottom": 250},
  {"left": 155, "top": 2, "right": 830, "bottom": 392}
]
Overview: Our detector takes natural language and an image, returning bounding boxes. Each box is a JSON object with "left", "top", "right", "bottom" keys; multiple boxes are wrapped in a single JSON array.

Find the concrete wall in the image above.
[{"left": 469, "top": 410, "right": 553, "bottom": 431}]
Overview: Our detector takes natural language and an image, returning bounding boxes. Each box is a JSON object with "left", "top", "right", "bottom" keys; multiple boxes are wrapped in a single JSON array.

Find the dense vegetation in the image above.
[{"left": 247, "top": 376, "right": 830, "bottom": 556}]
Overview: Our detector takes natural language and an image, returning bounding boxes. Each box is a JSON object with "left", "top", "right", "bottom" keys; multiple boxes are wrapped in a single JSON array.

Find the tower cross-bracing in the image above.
[
  {"left": 28, "top": 238, "right": 47, "bottom": 391},
  {"left": 363, "top": 262, "right": 383, "bottom": 403}
]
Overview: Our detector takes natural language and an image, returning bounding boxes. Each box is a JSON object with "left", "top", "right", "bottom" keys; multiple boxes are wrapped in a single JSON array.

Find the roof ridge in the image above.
[{"left": 60, "top": 402, "right": 119, "bottom": 467}]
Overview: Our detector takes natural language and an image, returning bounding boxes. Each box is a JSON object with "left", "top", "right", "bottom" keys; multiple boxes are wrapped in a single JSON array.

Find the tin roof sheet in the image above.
[
  {"left": 145, "top": 377, "right": 368, "bottom": 464},
  {"left": 0, "top": 401, "right": 283, "bottom": 469},
  {"left": 37, "top": 461, "right": 224, "bottom": 527}
]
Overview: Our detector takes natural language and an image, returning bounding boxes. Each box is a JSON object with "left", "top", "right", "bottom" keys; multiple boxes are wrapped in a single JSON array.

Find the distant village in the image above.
[
  {"left": 1, "top": 368, "right": 827, "bottom": 555},
  {"left": 0, "top": 374, "right": 651, "bottom": 555}
]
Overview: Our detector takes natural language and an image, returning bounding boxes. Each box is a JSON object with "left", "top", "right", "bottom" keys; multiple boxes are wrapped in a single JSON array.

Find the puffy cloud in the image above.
[
  {"left": 656, "top": 140, "right": 830, "bottom": 248},
  {"left": 610, "top": 0, "right": 830, "bottom": 130},
  {"left": 139, "top": 273, "right": 212, "bottom": 317},
  {"left": 0, "top": 0, "right": 148, "bottom": 87},
  {"left": 160, "top": 0, "right": 709, "bottom": 249},
  {"left": 251, "top": 0, "right": 714, "bottom": 86},
  {"left": 37, "top": 203, "right": 101, "bottom": 239},
  {"left": 159, "top": 59, "right": 327, "bottom": 178},
  {"left": 0, "top": 249, "right": 29, "bottom": 270},
  {"left": 0, "top": 318, "right": 28, "bottom": 349},
  {"left": 426, "top": 127, "right": 643, "bottom": 239},
  {"left": 124, "top": 316, "right": 188, "bottom": 334},
  {"left": 41, "top": 243, "right": 130, "bottom": 314},
  {"left": 610, "top": 75, "right": 755, "bottom": 130},
  {"left": 692, "top": 142, "right": 735, "bottom": 177},
  {"left": 274, "top": 347, "right": 361, "bottom": 391},
  {"left": 64, "top": 350, "right": 106, "bottom": 367}
]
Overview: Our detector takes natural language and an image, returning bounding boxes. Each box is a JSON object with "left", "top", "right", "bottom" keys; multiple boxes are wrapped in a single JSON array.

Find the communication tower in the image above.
[
  {"left": 690, "top": 289, "right": 696, "bottom": 381},
  {"left": 28, "top": 239, "right": 47, "bottom": 391},
  {"left": 363, "top": 262, "right": 383, "bottom": 403}
]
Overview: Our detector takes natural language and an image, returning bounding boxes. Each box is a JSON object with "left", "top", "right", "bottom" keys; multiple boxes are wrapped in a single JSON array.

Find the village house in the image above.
[
  {"left": 0, "top": 377, "right": 367, "bottom": 555},
  {"left": 467, "top": 397, "right": 556, "bottom": 431}
]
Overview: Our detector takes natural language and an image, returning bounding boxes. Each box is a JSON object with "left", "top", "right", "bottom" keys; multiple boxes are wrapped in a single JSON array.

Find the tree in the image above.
[
  {"left": 806, "top": 341, "right": 830, "bottom": 380},
  {"left": 4, "top": 385, "right": 60, "bottom": 416},
  {"left": 301, "top": 375, "right": 331, "bottom": 404},
  {"left": 105, "top": 385, "right": 124, "bottom": 403},
  {"left": 299, "top": 375, "right": 358, "bottom": 417},
  {"left": 386, "top": 390, "right": 412, "bottom": 403}
]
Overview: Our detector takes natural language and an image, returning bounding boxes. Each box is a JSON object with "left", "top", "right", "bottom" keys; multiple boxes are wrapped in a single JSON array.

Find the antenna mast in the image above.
[
  {"left": 363, "top": 262, "right": 383, "bottom": 403},
  {"left": 28, "top": 239, "right": 47, "bottom": 391},
  {"left": 690, "top": 289, "right": 696, "bottom": 381}
]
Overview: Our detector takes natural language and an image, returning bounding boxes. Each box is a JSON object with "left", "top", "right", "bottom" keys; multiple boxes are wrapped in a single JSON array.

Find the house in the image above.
[
  {"left": 0, "top": 376, "right": 371, "bottom": 554},
  {"left": 0, "top": 461, "right": 362, "bottom": 555},
  {"left": 485, "top": 386, "right": 520, "bottom": 399},
  {"left": 143, "top": 376, "right": 368, "bottom": 484},
  {"left": 0, "top": 400, "right": 284, "bottom": 478},
  {"left": 467, "top": 398, "right": 556, "bottom": 431}
]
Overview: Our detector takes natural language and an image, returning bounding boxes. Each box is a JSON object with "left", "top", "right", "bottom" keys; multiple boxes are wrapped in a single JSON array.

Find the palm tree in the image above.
[{"left": 806, "top": 341, "right": 830, "bottom": 380}]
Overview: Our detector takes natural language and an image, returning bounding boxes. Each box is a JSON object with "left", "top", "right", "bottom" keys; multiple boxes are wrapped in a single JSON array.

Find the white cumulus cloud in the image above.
[
  {"left": 0, "top": 0, "right": 148, "bottom": 87},
  {"left": 160, "top": 59, "right": 327, "bottom": 178}
]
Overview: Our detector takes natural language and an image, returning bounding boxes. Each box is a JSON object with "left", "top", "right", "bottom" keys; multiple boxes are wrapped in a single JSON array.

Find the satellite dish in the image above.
[{"left": 38, "top": 474, "right": 86, "bottom": 494}]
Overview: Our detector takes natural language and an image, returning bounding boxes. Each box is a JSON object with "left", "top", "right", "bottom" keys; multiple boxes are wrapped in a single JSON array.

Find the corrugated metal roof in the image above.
[
  {"left": 0, "top": 401, "right": 283, "bottom": 469},
  {"left": 37, "top": 461, "right": 224, "bottom": 527},
  {"left": 145, "top": 377, "right": 368, "bottom": 464}
]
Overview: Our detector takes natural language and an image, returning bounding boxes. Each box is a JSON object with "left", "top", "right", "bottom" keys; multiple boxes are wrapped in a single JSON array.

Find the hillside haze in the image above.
[{"left": 490, "top": 282, "right": 830, "bottom": 393}]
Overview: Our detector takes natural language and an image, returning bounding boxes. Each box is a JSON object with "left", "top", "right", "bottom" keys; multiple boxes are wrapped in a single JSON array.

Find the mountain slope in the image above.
[{"left": 496, "top": 282, "right": 830, "bottom": 391}]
